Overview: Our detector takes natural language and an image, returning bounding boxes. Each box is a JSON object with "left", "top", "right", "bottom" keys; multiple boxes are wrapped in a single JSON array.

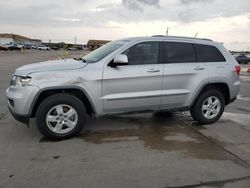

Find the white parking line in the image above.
[
  {"left": 222, "top": 112, "right": 250, "bottom": 127},
  {"left": 240, "top": 75, "right": 250, "bottom": 81},
  {"left": 237, "top": 95, "right": 250, "bottom": 102}
]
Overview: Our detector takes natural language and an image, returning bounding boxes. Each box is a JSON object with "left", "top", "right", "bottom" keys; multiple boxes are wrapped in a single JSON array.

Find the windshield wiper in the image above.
[{"left": 73, "top": 57, "right": 86, "bottom": 62}]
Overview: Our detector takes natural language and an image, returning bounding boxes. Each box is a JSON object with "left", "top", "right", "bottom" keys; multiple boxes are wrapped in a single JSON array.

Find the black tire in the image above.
[
  {"left": 36, "top": 93, "right": 86, "bottom": 139},
  {"left": 190, "top": 90, "right": 225, "bottom": 125}
]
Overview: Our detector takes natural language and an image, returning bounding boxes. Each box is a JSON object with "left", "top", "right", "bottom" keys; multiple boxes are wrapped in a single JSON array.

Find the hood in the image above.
[{"left": 15, "top": 58, "right": 87, "bottom": 76}]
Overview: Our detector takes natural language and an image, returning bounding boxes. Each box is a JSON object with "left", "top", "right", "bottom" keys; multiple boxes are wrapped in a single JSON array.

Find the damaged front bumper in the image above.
[{"left": 6, "top": 85, "right": 39, "bottom": 125}]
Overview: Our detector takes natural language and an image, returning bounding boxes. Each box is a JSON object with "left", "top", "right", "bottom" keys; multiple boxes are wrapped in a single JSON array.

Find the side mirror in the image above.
[{"left": 110, "top": 54, "right": 128, "bottom": 67}]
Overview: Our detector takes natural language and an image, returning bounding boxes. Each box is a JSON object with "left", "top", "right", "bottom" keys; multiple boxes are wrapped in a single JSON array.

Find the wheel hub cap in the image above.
[
  {"left": 46, "top": 104, "right": 78, "bottom": 134},
  {"left": 202, "top": 96, "right": 221, "bottom": 119}
]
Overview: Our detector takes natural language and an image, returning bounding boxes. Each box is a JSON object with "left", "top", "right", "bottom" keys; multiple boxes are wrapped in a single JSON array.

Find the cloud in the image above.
[
  {"left": 176, "top": 0, "right": 250, "bottom": 22},
  {"left": 137, "top": 0, "right": 160, "bottom": 6},
  {"left": 0, "top": 4, "right": 60, "bottom": 25},
  {"left": 122, "top": 0, "right": 160, "bottom": 11},
  {"left": 0, "top": 0, "right": 249, "bottom": 50},
  {"left": 178, "top": 8, "right": 196, "bottom": 22},
  {"left": 0, "top": 0, "right": 249, "bottom": 26},
  {"left": 96, "top": 3, "right": 116, "bottom": 9},
  {"left": 54, "top": 18, "right": 81, "bottom": 22},
  {"left": 93, "top": 3, "right": 117, "bottom": 12},
  {"left": 180, "top": 0, "right": 215, "bottom": 4}
]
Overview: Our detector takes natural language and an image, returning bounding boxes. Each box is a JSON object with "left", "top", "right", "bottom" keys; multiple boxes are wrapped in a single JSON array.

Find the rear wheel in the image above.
[
  {"left": 36, "top": 93, "right": 86, "bottom": 139},
  {"left": 190, "top": 90, "right": 225, "bottom": 124}
]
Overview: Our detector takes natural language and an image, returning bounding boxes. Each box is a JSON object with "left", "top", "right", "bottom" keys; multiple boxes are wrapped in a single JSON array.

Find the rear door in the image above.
[
  {"left": 160, "top": 41, "right": 209, "bottom": 109},
  {"left": 102, "top": 41, "right": 163, "bottom": 114}
]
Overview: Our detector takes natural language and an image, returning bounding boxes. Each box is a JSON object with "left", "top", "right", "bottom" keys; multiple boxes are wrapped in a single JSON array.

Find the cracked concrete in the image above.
[{"left": 0, "top": 113, "right": 7, "bottom": 120}]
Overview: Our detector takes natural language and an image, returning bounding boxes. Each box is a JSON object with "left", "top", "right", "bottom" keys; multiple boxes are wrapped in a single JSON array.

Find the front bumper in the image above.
[
  {"left": 8, "top": 106, "right": 30, "bottom": 124},
  {"left": 228, "top": 97, "right": 237, "bottom": 105},
  {"left": 6, "top": 85, "right": 39, "bottom": 125}
]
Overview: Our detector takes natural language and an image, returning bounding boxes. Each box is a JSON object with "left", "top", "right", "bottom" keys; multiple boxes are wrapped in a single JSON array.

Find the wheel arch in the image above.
[
  {"left": 192, "top": 82, "right": 230, "bottom": 107},
  {"left": 29, "top": 86, "right": 96, "bottom": 117}
]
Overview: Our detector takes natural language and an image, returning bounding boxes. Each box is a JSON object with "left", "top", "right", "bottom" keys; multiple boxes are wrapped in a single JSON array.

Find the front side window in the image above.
[
  {"left": 194, "top": 44, "right": 226, "bottom": 62},
  {"left": 163, "top": 42, "right": 196, "bottom": 63},
  {"left": 123, "top": 42, "right": 159, "bottom": 65}
]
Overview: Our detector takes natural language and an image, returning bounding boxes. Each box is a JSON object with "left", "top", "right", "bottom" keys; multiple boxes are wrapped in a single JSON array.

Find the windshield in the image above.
[{"left": 83, "top": 40, "right": 130, "bottom": 63}]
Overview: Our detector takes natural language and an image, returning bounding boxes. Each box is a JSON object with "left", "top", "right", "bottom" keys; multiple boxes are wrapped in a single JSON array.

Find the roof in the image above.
[
  {"left": 118, "top": 35, "right": 217, "bottom": 46},
  {"left": 151, "top": 35, "right": 213, "bottom": 41},
  {"left": 0, "top": 33, "right": 41, "bottom": 42}
]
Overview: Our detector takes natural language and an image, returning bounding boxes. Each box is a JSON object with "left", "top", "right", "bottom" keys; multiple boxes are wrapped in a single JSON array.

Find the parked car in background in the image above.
[
  {"left": 8, "top": 46, "right": 20, "bottom": 50},
  {"left": 31, "top": 45, "right": 37, "bottom": 49},
  {"left": 8, "top": 43, "right": 24, "bottom": 50},
  {"left": 235, "top": 54, "right": 250, "bottom": 64},
  {"left": 3, "top": 43, "right": 13, "bottom": 48},
  {"left": 14, "top": 43, "right": 24, "bottom": 49},
  {"left": 24, "top": 44, "right": 31, "bottom": 49},
  {"left": 37, "top": 45, "right": 50, "bottom": 50},
  {"left": 50, "top": 45, "right": 60, "bottom": 50},
  {"left": 68, "top": 47, "right": 77, "bottom": 51},
  {"left": 0, "top": 43, "right": 23, "bottom": 50},
  {"left": 0, "top": 45, "right": 8, "bottom": 51}
]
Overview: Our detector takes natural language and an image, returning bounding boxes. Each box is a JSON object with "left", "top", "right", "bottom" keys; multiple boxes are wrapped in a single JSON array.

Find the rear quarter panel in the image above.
[{"left": 209, "top": 43, "right": 240, "bottom": 99}]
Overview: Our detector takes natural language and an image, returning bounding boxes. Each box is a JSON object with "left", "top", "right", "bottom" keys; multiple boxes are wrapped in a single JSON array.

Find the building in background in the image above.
[
  {"left": 0, "top": 33, "right": 42, "bottom": 46},
  {"left": 87, "top": 39, "right": 110, "bottom": 51}
]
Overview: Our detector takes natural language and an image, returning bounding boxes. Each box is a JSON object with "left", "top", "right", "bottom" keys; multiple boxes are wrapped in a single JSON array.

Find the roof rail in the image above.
[
  {"left": 151, "top": 35, "right": 165, "bottom": 37},
  {"left": 151, "top": 35, "right": 213, "bottom": 41}
]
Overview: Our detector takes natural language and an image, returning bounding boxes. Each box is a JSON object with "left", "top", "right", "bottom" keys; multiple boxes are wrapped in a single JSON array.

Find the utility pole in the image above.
[{"left": 74, "top": 36, "right": 77, "bottom": 44}]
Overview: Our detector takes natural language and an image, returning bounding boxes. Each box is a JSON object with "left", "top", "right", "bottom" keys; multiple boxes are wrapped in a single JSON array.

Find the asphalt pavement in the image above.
[{"left": 0, "top": 50, "right": 249, "bottom": 188}]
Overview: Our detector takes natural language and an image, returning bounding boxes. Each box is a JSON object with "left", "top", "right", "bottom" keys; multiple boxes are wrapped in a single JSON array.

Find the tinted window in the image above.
[
  {"left": 163, "top": 42, "right": 196, "bottom": 63},
  {"left": 194, "top": 44, "right": 226, "bottom": 62},
  {"left": 123, "top": 42, "right": 159, "bottom": 65}
]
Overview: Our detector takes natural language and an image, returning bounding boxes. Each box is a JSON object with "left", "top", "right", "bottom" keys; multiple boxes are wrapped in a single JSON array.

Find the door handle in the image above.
[
  {"left": 194, "top": 67, "right": 204, "bottom": 70},
  {"left": 147, "top": 69, "right": 160, "bottom": 73}
]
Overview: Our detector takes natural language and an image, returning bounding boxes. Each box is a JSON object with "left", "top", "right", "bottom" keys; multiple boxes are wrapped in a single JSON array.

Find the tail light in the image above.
[{"left": 235, "top": 65, "right": 241, "bottom": 75}]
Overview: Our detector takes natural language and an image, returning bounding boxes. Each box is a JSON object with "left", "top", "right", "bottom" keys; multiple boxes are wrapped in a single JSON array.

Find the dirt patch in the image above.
[{"left": 53, "top": 155, "right": 60, "bottom": 159}]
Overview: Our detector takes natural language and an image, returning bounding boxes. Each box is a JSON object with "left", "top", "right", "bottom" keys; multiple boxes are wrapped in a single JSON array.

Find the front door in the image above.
[{"left": 102, "top": 41, "right": 163, "bottom": 114}]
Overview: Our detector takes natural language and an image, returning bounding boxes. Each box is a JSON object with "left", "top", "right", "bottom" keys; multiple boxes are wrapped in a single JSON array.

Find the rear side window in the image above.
[
  {"left": 162, "top": 42, "right": 196, "bottom": 63},
  {"left": 194, "top": 44, "right": 226, "bottom": 62}
]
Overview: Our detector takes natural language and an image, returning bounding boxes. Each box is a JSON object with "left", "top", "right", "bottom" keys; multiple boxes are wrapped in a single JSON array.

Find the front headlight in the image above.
[{"left": 10, "top": 75, "right": 32, "bottom": 87}]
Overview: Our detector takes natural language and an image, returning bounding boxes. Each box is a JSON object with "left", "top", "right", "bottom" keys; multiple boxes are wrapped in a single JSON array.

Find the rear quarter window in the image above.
[{"left": 194, "top": 44, "right": 226, "bottom": 62}]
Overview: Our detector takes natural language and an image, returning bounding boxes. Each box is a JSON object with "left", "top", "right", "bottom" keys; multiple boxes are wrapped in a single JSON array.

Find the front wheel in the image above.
[
  {"left": 36, "top": 94, "right": 86, "bottom": 139},
  {"left": 190, "top": 90, "right": 225, "bottom": 125}
]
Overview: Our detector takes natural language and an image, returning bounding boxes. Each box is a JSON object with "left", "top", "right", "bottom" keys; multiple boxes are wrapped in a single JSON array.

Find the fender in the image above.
[{"left": 28, "top": 85, "right": 97, "bottom": 117}]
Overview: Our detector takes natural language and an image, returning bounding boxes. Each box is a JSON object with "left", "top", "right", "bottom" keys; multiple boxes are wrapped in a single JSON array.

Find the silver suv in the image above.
[{"left": 6, "top": 36, "right": 241, "bottom": 139}]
